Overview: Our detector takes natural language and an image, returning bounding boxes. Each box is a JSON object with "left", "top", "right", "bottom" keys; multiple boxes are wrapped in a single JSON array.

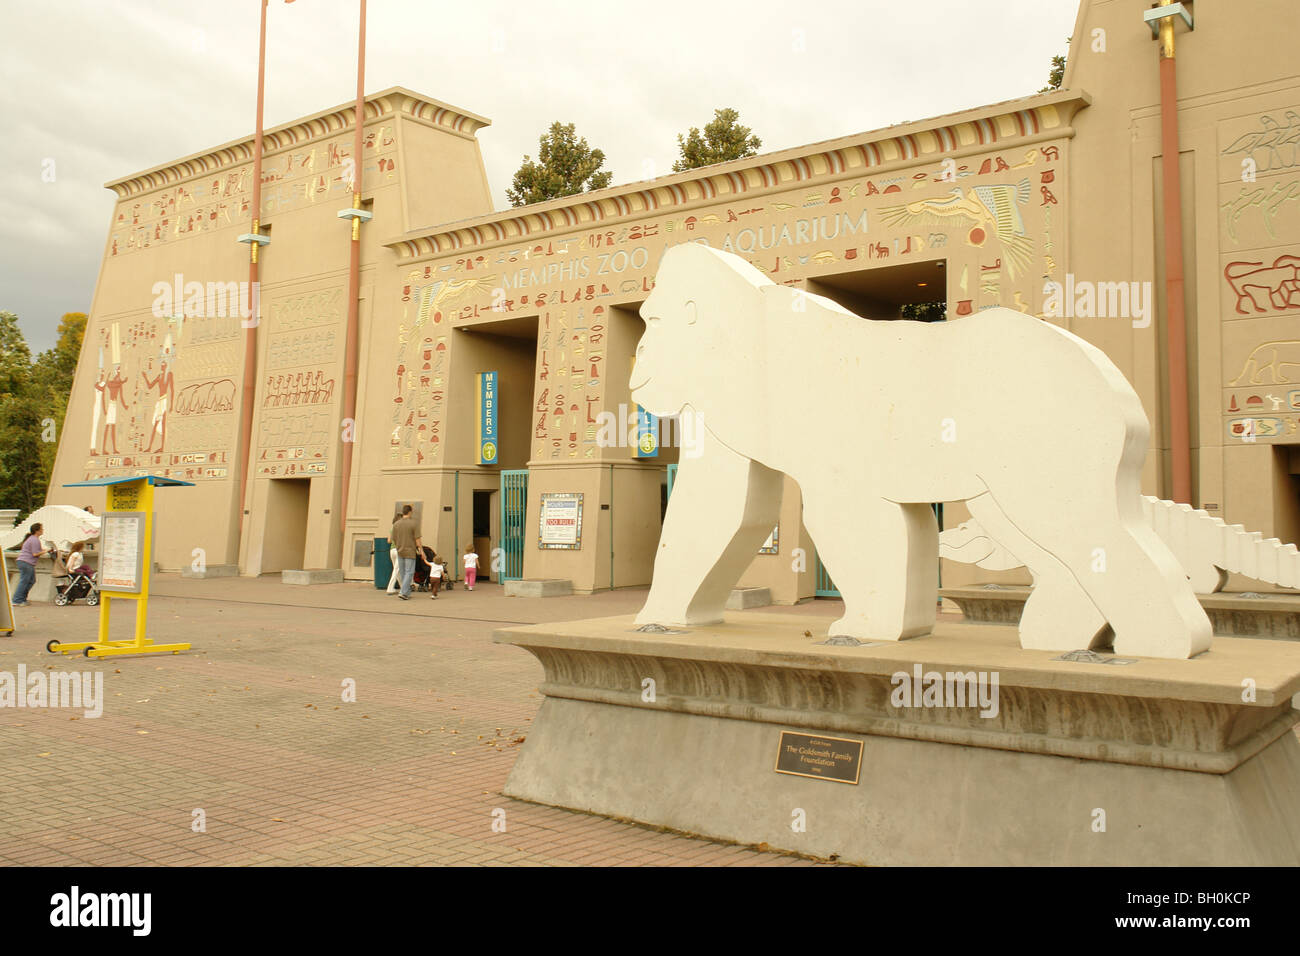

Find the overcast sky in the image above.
[{"left": 0, "top": 0, "right": 1077, "bottom": 353}]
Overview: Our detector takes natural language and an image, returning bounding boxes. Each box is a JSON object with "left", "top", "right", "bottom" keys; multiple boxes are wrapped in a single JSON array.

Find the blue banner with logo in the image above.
[
  {"left": 634, "top": 405, "right": 658, "bottom": 458},
  {"left": 477, "top": 371, "right": 498, "bottom": 465}
]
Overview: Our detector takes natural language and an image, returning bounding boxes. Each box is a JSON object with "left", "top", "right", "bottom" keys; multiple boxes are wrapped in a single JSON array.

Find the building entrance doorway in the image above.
[
  {"left": 262, "top": 478, "right": 310, "bottom": 573},
  {"left": 471, "top": 488, "right": 497, "bottom": 582},
  {"left": 806, "top": 257, "right": 948, "bottom": 320}
]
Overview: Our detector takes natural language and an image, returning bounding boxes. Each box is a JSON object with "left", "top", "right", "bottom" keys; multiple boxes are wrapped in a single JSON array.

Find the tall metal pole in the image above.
[
  {"left": 237, "top": 0, "right": 269, "bottom": 533},
  {"left": 1157, "top": 0, "right": 1192, "bottom": 504},
  {"left": 338, "top": 0, "right": 367, "bottom": 559}
]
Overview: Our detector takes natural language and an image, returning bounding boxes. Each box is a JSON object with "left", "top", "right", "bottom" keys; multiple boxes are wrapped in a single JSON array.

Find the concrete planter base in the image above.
[
  {"left": 181, "top": 564, "right": 239, "bottom": 579},
  {"left": 495, "top": 613, "right": 1300, "bottom": 865},
  {"left": 282, "top": 569, "right": 344, "bottom": 586},
  {"left": 726, "top": 587, "right": 772, "bottom": 610},
  {"left": 504, "top": 579, "right": 573, "bottom": 598}
]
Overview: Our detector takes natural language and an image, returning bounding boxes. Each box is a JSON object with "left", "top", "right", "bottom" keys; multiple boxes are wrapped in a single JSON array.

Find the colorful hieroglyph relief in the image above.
[
  {"left": 83, "top": 312, "right": 241, "bottom": 481},
  {"left": 387, "top": 145, "right": 1064, "bottom": 465},
  {"left": 406, "top": 144, "right": 1062, "bottom": 325},
  {"left": 255, "top": 288, "right": 344, "bottom": 477},
  {"left": 531, "top": 306, "right": 608, "bottom": 461},
  {"left": 108, "top": 124, "right": 399, "bottom": 258},
  {"left": 1217, "top": 108, "right": 1300, "bottom": 443},
  {"left": 388, "top": 270, "right": 499, "bottom": 466}
]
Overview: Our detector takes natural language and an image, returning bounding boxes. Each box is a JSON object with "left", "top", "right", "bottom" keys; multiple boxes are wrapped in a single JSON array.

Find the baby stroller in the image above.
[
  {"left": 412, "top": 546, "right": 437, "bottom": 592},
  {"left": 55, "top": 565, "right": 100, "bottom": 606}
]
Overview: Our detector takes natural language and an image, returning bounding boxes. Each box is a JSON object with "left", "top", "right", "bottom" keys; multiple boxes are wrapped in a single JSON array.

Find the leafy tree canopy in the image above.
[
  {"left": 0, "top": 310, "right": 87, "bottom": 514},
  {"left": 673, "top": 108, "right": 762, "bottom": 173},
  {"left": 1040, "top": 38, "right": 1070, "bottom": 92},
  {"left": 506, "top": 122, "right": 613, "bottom": 207}
]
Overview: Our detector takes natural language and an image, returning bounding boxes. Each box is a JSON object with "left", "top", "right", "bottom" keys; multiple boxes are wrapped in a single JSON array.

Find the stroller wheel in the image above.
[
  {"left": 46, "top": 639, "right": 60, "bottom": 653},
  {"left": 55, "top": 593, "right": 70, "bottom": 607},
  {"left": 86, "top": 592, "right": 100, "bottom": 607}
]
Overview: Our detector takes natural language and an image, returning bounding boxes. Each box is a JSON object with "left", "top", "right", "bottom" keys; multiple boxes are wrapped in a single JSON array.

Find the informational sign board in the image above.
[
  {"left": 538, "top": 493, "right": 583, "bottom": 549},
  {"left": 52, "top": 475, "right": 193, "bottom": 659},
  {"left": 99, "top": 512, "right": 146, "bottom": 593},
  {"left": 477, "top": 371, "right": 499, "bottom": 465}
]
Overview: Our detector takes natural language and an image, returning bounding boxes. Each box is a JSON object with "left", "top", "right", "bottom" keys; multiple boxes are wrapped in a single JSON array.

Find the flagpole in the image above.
[
  {"left": 236, "top": 0, "right": 269, "bottom": 553},
  {"left": 338, "top": 0, "right": 368, "bottom": 565}
]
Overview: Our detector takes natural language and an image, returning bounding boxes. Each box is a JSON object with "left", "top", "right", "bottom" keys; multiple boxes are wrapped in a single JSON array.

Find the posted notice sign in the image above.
[
  {"left": 99, "top": 512, "right": 146, "bottom": 593},
  {"left": 477, "top": 371, "right": 498, "bottom": 465},
  {"left": 538, "top": 493, "right": 583, "bottom": 549}
]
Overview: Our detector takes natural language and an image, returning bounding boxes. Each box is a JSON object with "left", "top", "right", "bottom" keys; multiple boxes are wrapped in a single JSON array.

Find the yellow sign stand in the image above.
[
  {"left": 49, "top": 475, "right": 193, "bottom": 659},
  {"left": 0, "top": 547, "right": 14, "bottom": 636}
]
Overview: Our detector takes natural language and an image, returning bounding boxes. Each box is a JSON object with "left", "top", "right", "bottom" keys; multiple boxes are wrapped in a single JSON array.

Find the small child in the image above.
[
  {"left": 462, "top": 548, "right": 479, "bottom": 591},
  {"left": 67, "top": 541, "right": 87, "bottom": 576},
  {"left": 428, "top": 554, "right": 444, "bottom": 599}
]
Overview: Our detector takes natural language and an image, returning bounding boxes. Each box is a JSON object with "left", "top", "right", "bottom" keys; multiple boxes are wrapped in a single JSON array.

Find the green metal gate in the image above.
[
  {"left": 500, "top": 470, "right": 528, "bottom": 581},
  {"left": 815, "top": 555, "right": 839, "bottom": 597},
  {"left": 666, "top": 463, "right": 677, "bottom": 499}
]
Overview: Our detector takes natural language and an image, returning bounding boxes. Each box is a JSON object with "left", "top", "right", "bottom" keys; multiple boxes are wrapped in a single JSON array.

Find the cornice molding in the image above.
[
  {"left": 105, "top": 86, "right": 490, "bottom": 199},
  {"left": 388, "top": 89, "right": 1090, "bottom": 261}
]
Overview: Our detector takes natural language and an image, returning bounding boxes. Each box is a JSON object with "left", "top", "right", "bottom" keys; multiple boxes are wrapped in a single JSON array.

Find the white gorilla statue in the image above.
[{"left": 630, "top": 242, "right": 1211, "bottom": 660}]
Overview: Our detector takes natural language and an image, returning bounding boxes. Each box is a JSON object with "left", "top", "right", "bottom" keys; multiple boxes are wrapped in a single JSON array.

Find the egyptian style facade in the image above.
[{"left": 48, "top": 0, "right": 1300, "bottom": 599}]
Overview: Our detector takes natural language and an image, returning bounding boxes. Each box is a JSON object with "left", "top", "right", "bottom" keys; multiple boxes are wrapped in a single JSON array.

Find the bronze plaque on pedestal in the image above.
[{"left": 774, "top": 731, "right": 863, "bottom": 784}]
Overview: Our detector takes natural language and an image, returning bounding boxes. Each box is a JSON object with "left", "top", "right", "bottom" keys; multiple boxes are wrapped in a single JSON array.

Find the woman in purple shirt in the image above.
[{"left": 12, "top": 523, "right": 51, "bottom": 607}]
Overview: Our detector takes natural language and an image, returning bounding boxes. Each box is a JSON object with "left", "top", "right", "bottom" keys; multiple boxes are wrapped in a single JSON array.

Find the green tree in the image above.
[
  {"left": 1040, "top": 39, "right": 1069, "bottom": 92},
  {"left": 0, "top": 392, "right": 45, "bottom": 514},
  {"left": 673, "top": 108, "right": 762, "bottom": 172},
  {"left": 0, "top": 310, "right": 31, "bottom": 397},
  {"left": 29, "top": 312, "right": 87, "bottom": 488},
  {"left": 900, "top": 302, "right": 947, "bottom": 322},
  {"left": 506, "top": 122, "right": 613, "bottom": 207},
  {"left": 0, "top": 310, "right": 88, "bottom": 514},
  {"left": 0, "top": 310, "right": 40, "bottom": 512}
]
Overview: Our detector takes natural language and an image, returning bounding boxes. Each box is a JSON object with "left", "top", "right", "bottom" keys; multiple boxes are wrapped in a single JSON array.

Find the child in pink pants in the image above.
[{"left": 462, "top": 548, "right": 478, "bottom": 590}]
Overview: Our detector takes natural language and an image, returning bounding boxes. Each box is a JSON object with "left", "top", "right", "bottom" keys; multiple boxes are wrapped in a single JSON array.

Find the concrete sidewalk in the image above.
[{"left": 0, "top": 575, "right": 846, "bottom": 866}]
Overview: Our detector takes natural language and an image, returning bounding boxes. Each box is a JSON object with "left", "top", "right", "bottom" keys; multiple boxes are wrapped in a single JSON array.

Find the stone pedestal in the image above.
[{"left": 494, "top": 613, "right": 1300, "bottom": 865}]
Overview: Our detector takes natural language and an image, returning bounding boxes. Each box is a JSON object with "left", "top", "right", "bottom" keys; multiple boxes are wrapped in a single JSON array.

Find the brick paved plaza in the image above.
[{"left": 0, "top": 576, "right": 852, "bottom": 866}]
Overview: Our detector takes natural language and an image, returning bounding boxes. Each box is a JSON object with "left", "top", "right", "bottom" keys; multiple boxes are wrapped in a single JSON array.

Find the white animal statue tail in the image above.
[
  {"left": 0, "top": 505, "right": 100, "bottom": 552},
  {"left": 630, "top": 242, "right": 1212, "bottom": 659},
  {"left": 941, "top": 496, "right": 1300, "bottom": 594}
]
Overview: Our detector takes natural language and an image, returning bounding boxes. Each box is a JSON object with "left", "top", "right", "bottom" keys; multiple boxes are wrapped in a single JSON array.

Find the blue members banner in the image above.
[
  {"left": 634, "top": 405, "right": 658, "bottom": 458},
  {"left": 477, "top": 371, "right": 498, "bottom": 465}
]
